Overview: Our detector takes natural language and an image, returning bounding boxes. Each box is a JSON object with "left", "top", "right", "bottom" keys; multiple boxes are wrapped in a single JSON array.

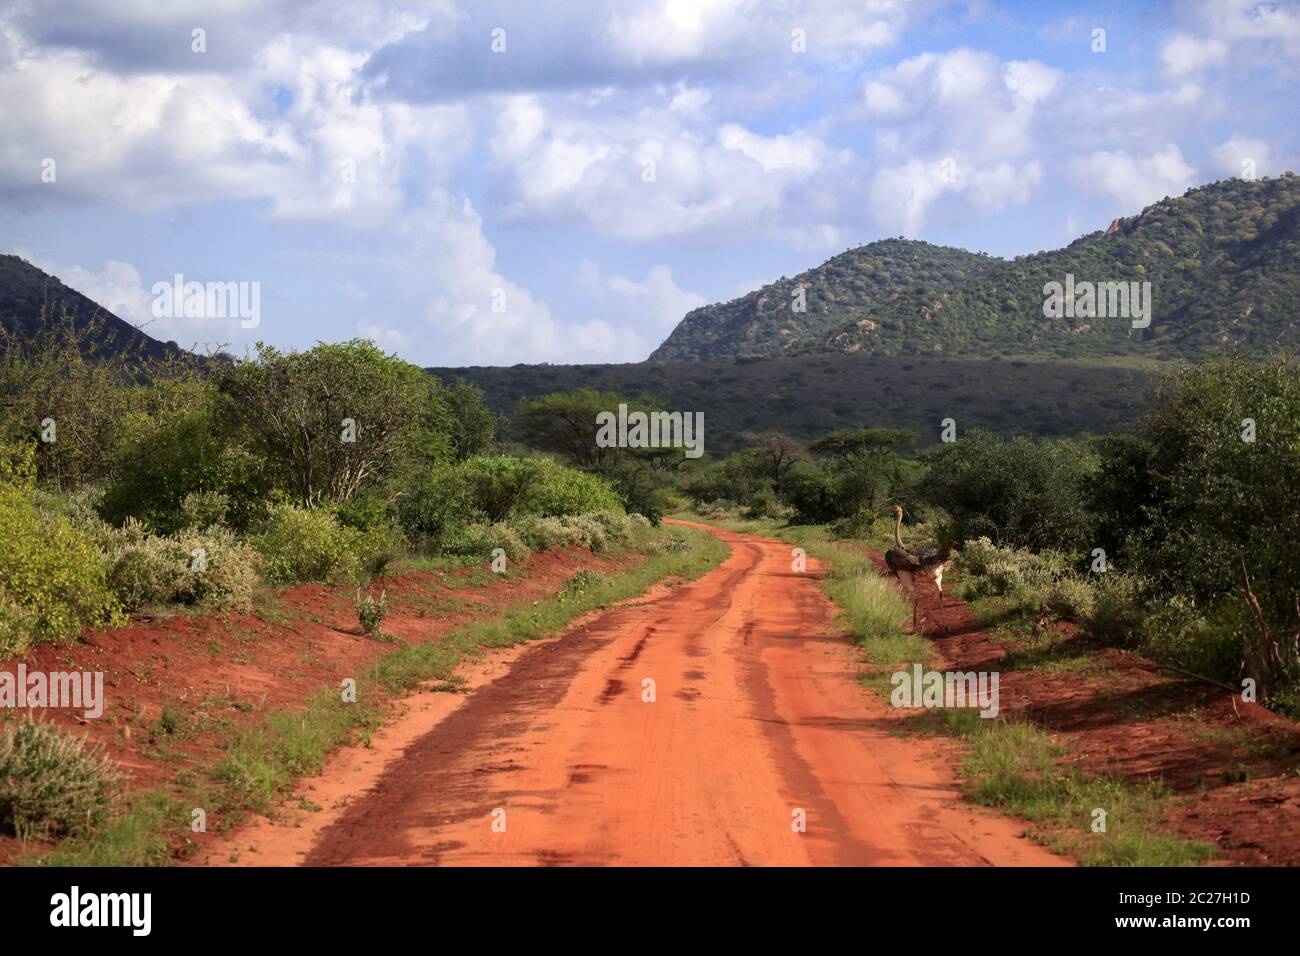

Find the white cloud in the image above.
[
  {"left": 373, "top": 192, "right": 650, "bottom": 365},
  {"left": 590, "top": 261, "right": 706, "bottom": 331},
  {"left": 0, "top": 35, "right": 469, "bottom": 225},
  {"left": 856, "top": 49, "right": 1060, "bottom": 232},
  {"left": 604, "top": 0, "right": 916, "bottom": 65},
  {"left": 487, "top": 94, "right": 842, "bottom": 241},
  {"left": 1072, "top": 145, "right": 1197, "bottom": 211},
  {"left": 861, "top": 50, "right": 1063, "bottom": 163},
  {"left": 717, "top": 124, "right": 825, "bottom": 172},
  {"left": 1179, "top": 0, "right": 1300, "bottom": 62},
  {"left": 1160, "top": 33, "right": 1227, "bottom": 76},
  {"left": 1208, "top": 135, "right": 1283, "bottom": 180}
]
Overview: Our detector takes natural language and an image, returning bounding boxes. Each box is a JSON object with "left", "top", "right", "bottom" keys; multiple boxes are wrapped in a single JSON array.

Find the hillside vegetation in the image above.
[
  {"left": 0, "top": 255, "right": 183, "bottom": 362},
  {"left": 433, "top": 353, "right": 1157, "bottom": 455},
  {"left": 650, "top": 239, "right": 999, "bottom": 361},
  {"left": 654, "top": 175, "right": 1300, "bottom": 362}
]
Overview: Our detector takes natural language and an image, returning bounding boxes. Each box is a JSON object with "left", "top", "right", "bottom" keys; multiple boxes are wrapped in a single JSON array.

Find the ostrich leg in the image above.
[{"left": 896, "top": 569, "right": 918, "bottom": 631}]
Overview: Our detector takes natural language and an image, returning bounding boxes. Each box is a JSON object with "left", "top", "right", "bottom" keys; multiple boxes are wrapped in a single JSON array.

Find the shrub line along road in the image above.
[{"left": 212, "top": 520, "right": 1065, "bottom": 867}]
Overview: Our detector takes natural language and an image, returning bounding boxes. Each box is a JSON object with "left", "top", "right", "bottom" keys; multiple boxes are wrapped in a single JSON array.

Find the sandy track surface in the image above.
[{"left": 208, "top": 520, "right": 1066, "bottom": 867}]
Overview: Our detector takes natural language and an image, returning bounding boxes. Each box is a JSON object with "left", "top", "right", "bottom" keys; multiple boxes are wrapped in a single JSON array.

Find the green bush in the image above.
[
  {"left": 458, "top": 456, "right": 542, "bottom": 522},
  {"left": 921, "top": 430, "right": 1099, "bottom": 550},
  {"left": 107, "top": 526, "right": 261, "bottom": 612},
  {"left": 398, "top": 464, "right": 478, "bottom": 546},
  {"left": 0, "top": 481, "right": 124, "bottom": 655},
  {"left": 101, "top": 395, "right": 264, "bottom": 534},
  {"left": 172, "top": 528, "right": 261, "bottom": 608},
  {"left": 252, "top": 505, "right": 363, "bottom": 585},
  {"left": 434, "top": 521, "right": 501, "bottom": 558},
  {"left": 956, "top": 537, "right": 1068, "bottom": 604},
  {"left": 490, "top": 522, "right": 531, "bottom": 561},
  {"left": 744, "top": 486, "right": 782, "bottom": 519},
  {"left": 0, "top": 587, "right": 39, "bottom": 656},
  {"left": 1083, "top": 573, "right": 1147, "bottom": 646},
  {"left": 353, "top": 523, "right": 405, "bottom": 579},
  {"left": 1142, "top": 597, "right": 1246, "bottom": 681},
  {"left": 107, "top": 539, "right": 183, "bottom": 611},
  {"left": 179, "top": 490, "right": 230, "bottom": 530},
  {"left": 562, "top": 515, "right": 610, "bottom": 553},
  {"left": 510, "top": 514, "right": 569, "bottom": 552},
  {"left": 1127, "top": 358, "right": 1299, "bottom": 633},
  {"left": 514, "top": 457, "right": 622, "bottom": 517},
  {"left": 953, "top": 536, "right": 1002, "bottom": 577},
  {"left": 782, "top": 462, "right": 840, "bottom": 523},
  {"left": 334, "top": 496, "right": 390, "bottom": 532},
  {"left": 217, "top": 340, "right": 448, "bottom": 507},
  {"left": 0, "top": 719, "right": 122, "bottom": 840},
  {"left": 831, "top": 508, "right": 880, "bottom": 540},
  {"left": 1042, "top": 576, "right": 1097, "bottom": 622},
  {"left": 585, "top": 510, "right": 634, "bottom": 543}
]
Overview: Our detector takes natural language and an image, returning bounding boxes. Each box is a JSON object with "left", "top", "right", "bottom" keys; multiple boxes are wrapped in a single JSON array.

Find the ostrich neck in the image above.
[{"left": 894, "top": 513, "right": 905, "bottom": 549}]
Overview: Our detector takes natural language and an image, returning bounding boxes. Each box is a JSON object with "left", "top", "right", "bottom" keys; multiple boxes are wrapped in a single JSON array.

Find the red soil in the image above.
[
  {"left": 871, "top": 549, "right": 1300, "bottom": 865},
  {"left": 203, "top": 520, "right": 1064, "bottom": 866},
  {"left": 0, "top": 547, "right": 636, "bottom": 864}
]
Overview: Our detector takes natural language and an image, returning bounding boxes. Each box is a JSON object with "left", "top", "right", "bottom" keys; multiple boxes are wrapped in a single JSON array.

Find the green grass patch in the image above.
[{"left": 935, "top": 710, "right": 1214, "bottom": 866}]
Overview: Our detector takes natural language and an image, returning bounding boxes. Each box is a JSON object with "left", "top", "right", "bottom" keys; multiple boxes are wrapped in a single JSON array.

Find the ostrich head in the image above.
[{"left": 891, "top": 505, "right": 904, "bottom": 518}]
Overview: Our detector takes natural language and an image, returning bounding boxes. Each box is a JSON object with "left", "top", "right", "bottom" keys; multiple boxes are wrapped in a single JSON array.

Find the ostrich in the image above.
[{"left": 884, "top": 505, "right": 957, "bottom": 634}]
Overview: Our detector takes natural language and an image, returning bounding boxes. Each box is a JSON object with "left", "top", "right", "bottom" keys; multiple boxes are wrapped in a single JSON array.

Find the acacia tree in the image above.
[
  {"left": 443, "top": 379, "right": 497, "bottom": 461},
  {"left": 741, "top": 430, "right": 806, "bottom": 494},
  {"left": 219, "top": 340, "right": 441, "bottom": 505},
  {"left": 515, "top": 388, "right": 680, "bottom": 520},
  {"left": 515, "top": 389, "right": 626, "bottom": 469},
  {"left": 807, "top": 427, "right": 916, "bottom": 514}
]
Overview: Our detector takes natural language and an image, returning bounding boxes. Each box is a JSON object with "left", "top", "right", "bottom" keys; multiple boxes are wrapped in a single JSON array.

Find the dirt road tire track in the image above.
[{"left": 211, "top": 520, "right": 1067, "bottom": 867}]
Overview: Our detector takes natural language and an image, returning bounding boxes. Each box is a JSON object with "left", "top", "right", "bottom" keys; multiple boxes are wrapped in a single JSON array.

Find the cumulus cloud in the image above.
[
  {"left": 1176, "top": 0, "right": 1300, "bottom": 64},
  {"left": 1207, "top": 135, "right": 1286, "bottom": 180},
  {"left": 486, "top": 93, "right": 844, "bottom": 242},
  {"left": 364, "top": 0, "right": 924, "bottom": 101},
  {"left": 855, "top": 49, "right": 1060, "bottom": 232},
  {"left": 366, "top": 192, "right": 650, "bottom": 365},
  {"left": 1160, "top": 33, "right": 1227, "bottom": 76},
  {"left": 0, "top": 0, "right": 449, "bottom": 71},
  {"left": 0, "top": 32, "right": 469, "bottom": 224},
  {"left": 1, "top": 0, "right": 1294, "bottom": 368},
  {"left": 1072, "top": 145, "right": 1196, "bottom": 212},
  {"left": 861, "top": 49, "right": 1063, "bottom": 163},
  {"left": 580, "top": 259, "right": 706, "bottom": 334}
]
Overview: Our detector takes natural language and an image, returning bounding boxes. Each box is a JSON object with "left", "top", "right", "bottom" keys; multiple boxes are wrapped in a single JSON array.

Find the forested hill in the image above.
[
  {"left": 653, "top": 175, "right": 1300, "bottom": 362},
  {"left": 0, "top": 254, "right": 181, "bottom": 361},
  {"left": 649, "top": 239, "right": 1000, "bottom": 361}
]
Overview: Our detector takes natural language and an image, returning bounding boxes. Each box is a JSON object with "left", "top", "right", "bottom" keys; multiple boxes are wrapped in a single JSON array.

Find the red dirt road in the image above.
[{"left": 214, "top": 521, "right": 1066, "bottom": 867}]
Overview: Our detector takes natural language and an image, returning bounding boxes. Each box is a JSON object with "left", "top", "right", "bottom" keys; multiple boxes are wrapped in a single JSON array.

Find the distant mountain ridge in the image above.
[
  {"left": 652, "top": 175, "right": 1300, "bottom": 362},
  {"left": 650, "top": 239, "right": 1001, "bottom": 361},
  {"left": 0, "top": 254, "right": 182, "bottom": 361}
]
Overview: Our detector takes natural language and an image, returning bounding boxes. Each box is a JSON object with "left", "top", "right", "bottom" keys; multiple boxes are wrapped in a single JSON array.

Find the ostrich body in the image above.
[{"left": 884, "top": 506, "right": 957, "bottom": 633}]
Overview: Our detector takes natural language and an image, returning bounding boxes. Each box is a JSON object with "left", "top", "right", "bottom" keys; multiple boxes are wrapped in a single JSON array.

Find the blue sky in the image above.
[{"left": 1, "top": 0, "right": 1296, "bottom": 366}]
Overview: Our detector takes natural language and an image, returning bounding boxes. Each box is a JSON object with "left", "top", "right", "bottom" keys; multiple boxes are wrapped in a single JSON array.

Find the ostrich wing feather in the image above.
[{"left": 885, "top": 547, "right": 922, "bottom": 572}]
